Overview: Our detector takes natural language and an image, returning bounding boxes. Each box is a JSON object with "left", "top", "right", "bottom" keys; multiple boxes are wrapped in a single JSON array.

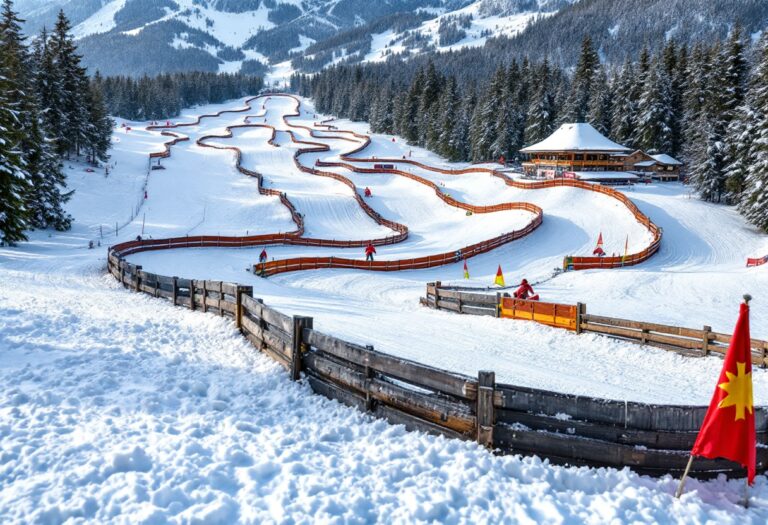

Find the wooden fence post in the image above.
[
  {"left": 477, "top": 370, "right": 495, "bottom": 448},
  {"left": 189, "top": 280, "right": 196, "bottom": 311},
  {"left": 218, "top": 282, "right": 224, "bottom": 316},
  {"left": 495, "top": 293, "right": 501, "bottom": 318},
  {"left": 365, "top": 345, "right": 375, "bottom": 412},
  {"left": 702, "top": 325, "right": 711, "bottom": 356},
  {"left": 172, "top": 277, "right": 178, "bottom": 306},
  {"left": 236, "top": 286, "right": 253, "bottom": 331},
  {"left": 290, "top": 316, "right": 313, "bottom": 381},
  {"left": 202, "top": 281, "right": 208, "bottom": 313},
  {"left": 134, "top": 266, "right": 142, "bottom": 293},
  {"left": 120, "top": 261, "right": 126, "bottom": 288},
  {"left": 575, "top": 303, "right": 585, "bottom": 334}
]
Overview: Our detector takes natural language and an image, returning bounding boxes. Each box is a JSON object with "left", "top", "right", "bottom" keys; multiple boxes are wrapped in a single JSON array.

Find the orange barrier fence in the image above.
[
  {"left": 499, "top": 297, "right": 579, "bottom": 331},
  {"left": 747, "top": 255, "right": 768, "bottom": 267},
  {"left": 112, "top": 93, "right": 659, "bottom": 279}
]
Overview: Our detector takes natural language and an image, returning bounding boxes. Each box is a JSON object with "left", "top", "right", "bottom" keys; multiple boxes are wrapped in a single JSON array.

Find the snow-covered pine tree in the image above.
[
  {"left": 470, "top": 69, "right": 504, "bottom": 161},
  {"left": 85, "top": 72, "right": 114, "bottom": 166},
  {"left": 0, "top": 0, "right": 30, "bottom": 244},
  {"left": 2, "top": 0, "right": 73, "bottom": 232},
  {"left": 720, "top": 26, "right": 749, "bottom": 203},
  {"left": 609, "top": 60, "right": 637, "bottom": 148},
  {"left": 739, "top": 33, "right": 768, "bottom": 231},
  {"left": 448, "top": 86, "right": 474, "bottom": 162},
  {"left": 436, "top": 76, "right": 460, "bottom": 160},
  {"left": 525, "top": 58, "right": 555, "bottom": 145},
  {"left": 49, "top": 10, "right": 90, "bottom": 158},
  {"left": 419, "top": 61, "right": 442, "bottom": 149},
  {"left": 586, "top": 66, "right": 611, "bottom": 137},
  {"left": 635, "top": 55, "right": 674, "bottom": 154},
  {"left": 562, "top": 36, "right": 599, "bottom": 123}
]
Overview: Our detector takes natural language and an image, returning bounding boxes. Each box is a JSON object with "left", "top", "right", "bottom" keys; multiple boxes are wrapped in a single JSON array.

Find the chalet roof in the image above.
[
  {"left": 634, "top": 160, "right": 657, "bottom": 167},
  {"left": 650, "top": 153, "right": 683, "bottom": 166},
  {"left": 520, "top": 123, "right": 631, "bottom": 153}
]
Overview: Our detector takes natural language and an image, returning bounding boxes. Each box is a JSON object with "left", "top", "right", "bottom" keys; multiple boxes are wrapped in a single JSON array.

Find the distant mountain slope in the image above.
[{"left": 16, "top": 0, "right": 768, "bottom": 77}]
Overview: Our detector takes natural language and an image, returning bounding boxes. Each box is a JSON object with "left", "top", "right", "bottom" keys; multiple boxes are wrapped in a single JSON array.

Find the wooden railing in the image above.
[
  {"left": 106, "top": 250, "right": 768, "bottom": 478},
  {"left": 423, "top": 283, "right": 768, "bottom": 366}
]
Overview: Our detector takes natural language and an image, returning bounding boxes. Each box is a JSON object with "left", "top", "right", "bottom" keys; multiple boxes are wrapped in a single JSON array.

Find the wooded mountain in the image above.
[{"left": 15, "top": 0, "right": 768, "bottom": 78}]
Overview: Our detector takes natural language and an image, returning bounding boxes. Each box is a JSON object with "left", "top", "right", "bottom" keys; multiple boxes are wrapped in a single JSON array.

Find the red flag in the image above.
[
  {"left": 596, "top": 232, "right": 603, "bottom": 247},
  {"left": 494, "top": 265, "right": 505, "bottom": 287},
  {"left": 691, "top": 301, "right": 756, "bottom": 483},
  {"left": 463, "top": 260, "right": 469, "bottom": 279}
]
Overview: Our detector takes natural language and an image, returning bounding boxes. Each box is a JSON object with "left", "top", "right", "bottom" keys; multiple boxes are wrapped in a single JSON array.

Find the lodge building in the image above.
[{"left": 520, "top": 123, "right": 683, "bottom": 184}]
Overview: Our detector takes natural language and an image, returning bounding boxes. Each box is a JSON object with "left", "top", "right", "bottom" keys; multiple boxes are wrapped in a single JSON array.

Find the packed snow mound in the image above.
[{"left": 521, "top": 122, "right": 631, "bottom": 152}]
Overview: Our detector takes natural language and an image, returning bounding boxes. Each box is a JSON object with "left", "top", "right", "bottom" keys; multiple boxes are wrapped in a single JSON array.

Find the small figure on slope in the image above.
[
  {"left": 365, "top": 242, "right": 376, "bottom": 262},
  {"left": 259, "top": 248, "right": 268, "bottom": 263},
  {"left": 513, "top": 279, "right": 539, "bottom": 301},
  {"left": 364, "top": 187, "right": 372, "bottom": 198}
]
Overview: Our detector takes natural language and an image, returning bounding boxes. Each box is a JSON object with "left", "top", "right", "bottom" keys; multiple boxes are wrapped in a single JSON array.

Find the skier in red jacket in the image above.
[
  {"left": 259, "top": 248, "right": 268, "bottom": 263},
  {"left": 513, "top": 279, "right": 539, "bottom": 301},
  {"left": 365, "top": 243, "right": 376, "bottom": 261},
  {"left": 364, "top": 187, "right": 372, "bottom": 198}
]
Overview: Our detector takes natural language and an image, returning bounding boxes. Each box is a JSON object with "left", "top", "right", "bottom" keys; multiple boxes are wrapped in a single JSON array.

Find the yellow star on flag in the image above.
[{"left": 717, "top": 361, "right": 753, "bottom": 421}]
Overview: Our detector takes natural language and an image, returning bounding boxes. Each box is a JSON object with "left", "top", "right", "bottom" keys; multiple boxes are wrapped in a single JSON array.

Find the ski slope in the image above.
[{"left": 3, "top": 94, "right": 768, "bottom": 522}]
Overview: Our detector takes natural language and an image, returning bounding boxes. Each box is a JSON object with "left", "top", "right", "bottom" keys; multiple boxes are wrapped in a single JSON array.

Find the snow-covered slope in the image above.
[{"left": 3, "top": 95, "right": 768, "bottom": 523}]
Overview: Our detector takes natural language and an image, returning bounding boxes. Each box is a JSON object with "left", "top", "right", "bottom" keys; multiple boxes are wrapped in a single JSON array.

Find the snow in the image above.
[
  {"left": 521, "top": 123, "right": 632, "bottom": 153},
  {"left": 72, "top": 0, "right": 127, "bottom": 39},
  {"left": 651, "top": 153, "right": 683, "bottom": 165},
  {"left": 3, "top": 95, "right": 768, "bottom": 522},
  {"left": 571, "top": 171, "right": 640, "bottom": 181}
]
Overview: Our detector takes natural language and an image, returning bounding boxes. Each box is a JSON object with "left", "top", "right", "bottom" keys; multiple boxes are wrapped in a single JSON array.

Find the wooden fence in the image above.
[
  {"left": 424, "top": 283, "right": 768, "bottom": 366},
  {"left": 106, "top": 249, "right": 767, "bottom": 478}
]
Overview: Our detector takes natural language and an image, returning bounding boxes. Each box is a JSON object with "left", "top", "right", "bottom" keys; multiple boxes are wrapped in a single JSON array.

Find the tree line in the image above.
[
  {"left": 0, "top": 2, "right": 112, "bottom": 245},
  {"left": 95, "top": 72, "right": 264, "bottom": 121},
  {"left": 291, "top": 30, "right": 768, "bottom": 232}
]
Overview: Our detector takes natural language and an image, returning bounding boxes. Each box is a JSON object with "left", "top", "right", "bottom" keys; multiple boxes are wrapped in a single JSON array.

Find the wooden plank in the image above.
[
  {"left": 583, "top": 314, "right": 705, "bottom": 340},
  {"left": 581, "top": 322, "right": 704, "bottom": 350},
  {"left": 436, "top": 299, "right": 461, "bottom": 313},
  {"left": 438, "top": 290, "right": 497, "bottom": 305},
  {"left": 241, "top": 315, "right": 291, "bottom": 361},
  {"left": 460, "top": 304, "right": 496, "bottom": 317},
  {"left": 494, "top": 409, "right": 722, "bottom": 450},
  {"left": 304, "top": 352, "right": 476, "bottom": 434},
  {"left": 242, "top": 295, "right": 293, "bottom": 332},
  {"left": 494, "top": 425, "right": 768, "bottom": 473},
  {"left": 305, "top": 329, "right": 477, "bottom": 400}
]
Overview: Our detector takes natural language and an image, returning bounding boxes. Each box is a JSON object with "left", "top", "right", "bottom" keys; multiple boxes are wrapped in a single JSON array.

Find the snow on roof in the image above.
[
  {"left": 572, "top": 171, "right": 639, "bottom": 181},
  {"left": 634, "top": 160, "right": 657, "bottom": 167},
  {"left": 520, "top": 123, "right": 631, "bottom": 153},
  {"left": 650, "top": 153, "right": 683, "bottom": 165}
]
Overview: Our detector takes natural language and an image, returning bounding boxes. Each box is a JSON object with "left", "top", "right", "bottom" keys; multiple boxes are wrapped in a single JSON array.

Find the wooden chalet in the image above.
[{"left": 520, "top": 124, "right": 683, "bottom": 184}]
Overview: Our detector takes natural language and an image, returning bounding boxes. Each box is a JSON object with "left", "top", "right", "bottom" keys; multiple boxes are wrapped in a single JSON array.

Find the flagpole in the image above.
[{"left": 674, "top": 455, "right": 695, "bottom": 498}]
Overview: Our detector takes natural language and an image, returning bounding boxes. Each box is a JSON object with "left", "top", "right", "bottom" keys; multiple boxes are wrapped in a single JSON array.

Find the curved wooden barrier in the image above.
[{"left": 104, "top": 251, "right": 766, "bottom": 479}]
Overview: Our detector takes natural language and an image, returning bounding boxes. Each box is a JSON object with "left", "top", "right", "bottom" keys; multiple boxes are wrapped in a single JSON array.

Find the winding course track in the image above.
[{"left": 110, "top": 94, "right": 660, "bottom": 276}]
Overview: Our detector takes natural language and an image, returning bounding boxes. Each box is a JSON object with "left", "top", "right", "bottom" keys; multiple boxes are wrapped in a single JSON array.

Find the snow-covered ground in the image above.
[{"left": 3, "top": 95, "right": 768, "bottom": 522}]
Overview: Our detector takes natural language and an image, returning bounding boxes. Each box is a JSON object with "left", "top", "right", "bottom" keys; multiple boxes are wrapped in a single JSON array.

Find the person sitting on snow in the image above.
[
  {"left": 364, "top": 187, "right": 372, "bottom": 198},
  {"left": 365, "top": 242, "right": 376, "bottom": 262},
  {"left": 513, "top": 279, "right": 539, "bottom": 301},
  {"left": 593, "top": 246, "right": 605, "bottom": 257}
]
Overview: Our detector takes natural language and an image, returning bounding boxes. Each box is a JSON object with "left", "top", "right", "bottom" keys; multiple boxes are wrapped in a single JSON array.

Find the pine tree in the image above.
[
  {"left": 85, "top": 72, "right": 113, "bottom": 165},
  {"left": 562, "top": 36, "right": 600, "bottom": 122},
  {"left": 635, "top": 55, "right": 674, "bottom": 154},
  {"left": 739, "top": 34, "right": 768, "bottom": 231},
  {"left": 586, "top": 67, "right": 611, "bottom": 136},
  {"left": 436, "top": 76, "right": 460, "bottom": 160},
  {"left": 0, "top": 0, "right": 30, "bottom": 243},
  {"left": 609, "top": 60, "right": 637, "bottom": 148},
  {"left": 525, "top": 58, "right": 555, "bottom": 145}
]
